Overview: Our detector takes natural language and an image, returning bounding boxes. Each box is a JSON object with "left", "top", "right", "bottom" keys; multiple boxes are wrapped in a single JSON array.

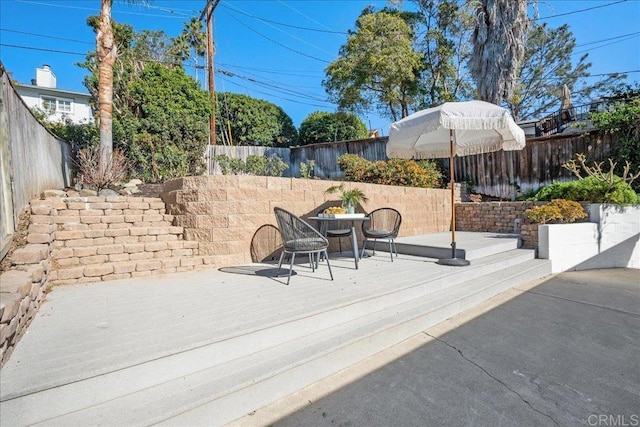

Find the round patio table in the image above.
[{"left": 309, "top": 214, "right": 369, "bottom": 269}]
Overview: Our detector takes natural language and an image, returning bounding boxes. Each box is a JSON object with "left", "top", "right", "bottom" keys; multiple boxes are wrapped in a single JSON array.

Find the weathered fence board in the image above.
[
  {"left": 456, "top": 132, "right": 618, "bottom": 198},
  {"left": 207, "top": 137, "right": 389, "bottom": 179},
  {"left": 0, "top": 63, "right": 72, "bottom": 258}
]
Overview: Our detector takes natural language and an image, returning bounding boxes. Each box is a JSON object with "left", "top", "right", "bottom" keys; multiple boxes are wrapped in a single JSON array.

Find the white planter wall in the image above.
[{"left": 538, "top": 204, "right": 640, "bottom": 272}]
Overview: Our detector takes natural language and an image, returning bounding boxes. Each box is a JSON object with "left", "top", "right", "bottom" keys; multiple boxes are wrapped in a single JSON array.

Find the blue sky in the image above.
[{"left": 1, "top": 0, "right": 639, "bottom": 135}]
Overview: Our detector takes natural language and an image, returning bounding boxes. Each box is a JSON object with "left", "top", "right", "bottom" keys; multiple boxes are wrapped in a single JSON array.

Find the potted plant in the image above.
[{"left": 325, "top": 184, "right": 368, "bottom": 214}]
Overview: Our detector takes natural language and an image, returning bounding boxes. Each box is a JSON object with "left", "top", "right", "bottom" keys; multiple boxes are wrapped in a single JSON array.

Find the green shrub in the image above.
[
  {"left": 265, "top": 155, "right": 289, "bottom": 177},
  {"left": 534, "top": 176, "right": 639, "bottom": 204},
  {"left": 337, "top": 154, "right": 370, "bottom": 182},
  {"left": 299, "top": 160, "right": 315, "bottom": 179},
  {"left": 337, "top": 154, "right": 442, "bottom": 188},
  {"left": 213, "top": 154, "right": 288, "bottom": 176},
  {"left": 524, "top": 199, "right": 588, "bottom": 224},
  {"left": 245, "top": 155, "right": 267, "bottom": 176}
]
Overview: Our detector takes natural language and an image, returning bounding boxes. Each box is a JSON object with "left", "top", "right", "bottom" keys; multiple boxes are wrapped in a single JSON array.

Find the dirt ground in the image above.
[
  {"left": 133, "top": 184, "right": 164, "bottom": 198},
  {"left": 0, "top": 209, "right": 30, "bottom": 272}
]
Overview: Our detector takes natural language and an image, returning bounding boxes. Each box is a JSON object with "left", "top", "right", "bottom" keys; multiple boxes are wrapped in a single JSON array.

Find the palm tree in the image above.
[
  {"left": 96, "top": 0, "right": 147, "bottom": 170},
  {"left": 183, "top": 18, "right": 207, "bottom": 84},
  {"left": 469, "top": 0, "right": 528, "bottom": 105}
]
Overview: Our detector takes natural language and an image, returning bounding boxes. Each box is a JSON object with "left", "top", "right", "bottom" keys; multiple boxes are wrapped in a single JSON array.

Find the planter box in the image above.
[{"left": 538, "top": 204, "right": 640, "bottom": 272}]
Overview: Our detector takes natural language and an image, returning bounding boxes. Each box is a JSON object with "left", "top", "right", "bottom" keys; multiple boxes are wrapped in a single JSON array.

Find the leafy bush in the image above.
[
  {"left": 534, "top": 176, "right": 638, "bottom": 204},
  {"left": 116, "top": 63, "right": 211, "bottom": 182},
  {"left": 213, "top": 154, "right": 288, "bottom": 177},
  {"left": 245, "top": 155, "right": 267, "bottom": 175},
  {"left": 216, "top": 93, "right": 298, "bottom": 147},
  {"left": 337, "top": 154, "right": 442, "bottom": 188},
  {"left": 524, "top": 199, "right": 587, "bottom": 224},
  {"left": 299, "top": 111, "right": 369, "bottom": 145},
  {"left": 299, "top": 160, "right": 315, "bottom": 179},
  {"left": 589, "top": 98, "right": 640, "bottom": 190}
]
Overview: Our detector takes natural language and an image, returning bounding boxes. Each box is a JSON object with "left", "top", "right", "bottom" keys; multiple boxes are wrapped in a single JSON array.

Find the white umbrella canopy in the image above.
[
  {"left": 387, "top": 100, "right": 525, "bottom": 159},
  {"left": 386, "top": 100, "right": 526, "bottom": 266}
]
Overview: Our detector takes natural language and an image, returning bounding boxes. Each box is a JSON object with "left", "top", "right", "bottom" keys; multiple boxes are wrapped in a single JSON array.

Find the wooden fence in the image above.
[
  {"left": 456, "top": 131, "right": 617, "bottom": 198},
  {"left": 0, "top": 63, "right": 73, "bottom": 259},
  {"left": 207, "top": 130, "right": 619, "bottom": 200},
  {"left": 206, "top": 137, "right": 388, "bottom": 179}
]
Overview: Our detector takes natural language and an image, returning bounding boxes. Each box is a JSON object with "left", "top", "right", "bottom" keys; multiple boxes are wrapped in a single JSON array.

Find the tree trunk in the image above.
[
  {"left": 97, "top": 0, "right": 117, "bottom": 171},
  {"left": 470, "top": 0, "right": 528, "bottom": 105}
]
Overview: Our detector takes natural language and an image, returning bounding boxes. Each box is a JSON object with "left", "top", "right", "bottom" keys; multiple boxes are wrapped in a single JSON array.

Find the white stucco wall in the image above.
[
  {"left": 538, "top": 204, "right": 640, "bottom": 272},
  {"left": 15, "top": 85, "right": 93, "bottom": 124}
]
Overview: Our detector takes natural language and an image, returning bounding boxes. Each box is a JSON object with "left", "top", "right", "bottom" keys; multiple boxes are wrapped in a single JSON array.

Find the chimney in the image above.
[{"left": 36, "top": 64, "right": 57, "bottom": 88}]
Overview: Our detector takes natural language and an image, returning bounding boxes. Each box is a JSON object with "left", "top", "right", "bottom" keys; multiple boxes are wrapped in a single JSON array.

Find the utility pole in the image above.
[{"left": 201, "top": 0, "right": 220, "bottom": 145}]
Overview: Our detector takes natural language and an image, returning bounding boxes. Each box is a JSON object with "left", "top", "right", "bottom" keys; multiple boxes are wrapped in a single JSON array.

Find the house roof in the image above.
[{"left": 15, "top": 83, "right": 92, "bottom": 99}]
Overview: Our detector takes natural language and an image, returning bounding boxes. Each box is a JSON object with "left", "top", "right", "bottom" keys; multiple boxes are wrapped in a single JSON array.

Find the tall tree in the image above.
[
  {"left": 216, "top": 93, "right": 298, "bottom": 147},
  {"left": 323, "top": 8, "right": 424, "bottom": 121},
  {"left": 413, "top": 0, "right": 475, "bottom": 108},
  {"left": 82, "top": 21, "right": 211, "bottom": 180},
  {"left": 508, "top": 22, "right": 625, "bottom": 121},
  {"left": 171, "top": 18, "right": 207, "bottom": 83},
  {"left": 125, "top": 64, "right": 211, "bottom": 181},
  {"left": 299, "top": 111, "right": 369, "bottom": 145},
  {"left": 96, "top": 0, "right": 147, "bottom": 170},
  {"left": 469, "top": 0, "right": 528, "bottom": 105}
]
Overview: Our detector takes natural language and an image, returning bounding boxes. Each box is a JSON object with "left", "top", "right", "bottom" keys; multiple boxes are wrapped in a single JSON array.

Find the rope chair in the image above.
[
  {"left": 361, "top": 207, "right": 402, "bottom": 261},
  {"left": 274, "top": 207, "right": 334, "bottom": 285}
]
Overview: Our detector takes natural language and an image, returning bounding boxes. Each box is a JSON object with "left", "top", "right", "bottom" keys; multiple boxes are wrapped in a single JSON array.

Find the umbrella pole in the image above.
[
  {"left": 450, "top": 133, "right": 456, "bottom": 257},
  {"left": 437, "top": 129, "right": 470, "bottom": 266}
]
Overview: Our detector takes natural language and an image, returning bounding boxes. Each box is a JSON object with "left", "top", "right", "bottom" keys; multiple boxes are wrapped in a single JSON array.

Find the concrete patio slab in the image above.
[{"left": 245, "top": 268, "right": 640, "bottom": 427}]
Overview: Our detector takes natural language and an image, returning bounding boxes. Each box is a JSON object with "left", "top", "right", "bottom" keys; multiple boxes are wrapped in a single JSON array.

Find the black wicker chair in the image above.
[
  {"left": 274, "top": 207, "right": 333, "bottom": 285},
  {"left": 361, "top": 207, "right": 402, "bottom": 261}
]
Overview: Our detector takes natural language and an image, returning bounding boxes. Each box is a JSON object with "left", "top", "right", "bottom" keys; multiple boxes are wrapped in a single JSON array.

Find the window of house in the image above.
[
  {"left": 57, "top": 99, "right": 72, "bottom": 113},
  {"left": 40, "top": 96, "right": 73, "bottom": 114},
  {"left": 41, "top": 97, "right": 56, "bottom": 112}
]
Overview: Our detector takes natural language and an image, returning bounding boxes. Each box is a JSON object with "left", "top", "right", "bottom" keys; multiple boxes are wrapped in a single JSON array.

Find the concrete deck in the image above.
[{"left": 0, "top": 232, "right": 547, "bottom": 426}]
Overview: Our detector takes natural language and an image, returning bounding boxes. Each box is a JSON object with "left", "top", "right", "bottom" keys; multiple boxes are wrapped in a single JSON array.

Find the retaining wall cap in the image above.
[
  {"left": 43, "top": 189, "right": 67, "bottom": 197},
  {"left": 0, "top": 270, "right": 33, "bottom": 296},
  {"left": 11, "top": 244, "right": 49, "bottom": 264},
  {"left": 0, "top": 293, "right": 22, "bottom": 323}
]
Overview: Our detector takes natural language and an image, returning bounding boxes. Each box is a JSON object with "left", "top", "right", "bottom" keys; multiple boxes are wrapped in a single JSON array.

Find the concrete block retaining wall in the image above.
[
  {"left": 162, "top": 176, "right": 453, "bottom": 265},
  {"left": 455, "top": 201, "right": 543, "bottom": 248}
]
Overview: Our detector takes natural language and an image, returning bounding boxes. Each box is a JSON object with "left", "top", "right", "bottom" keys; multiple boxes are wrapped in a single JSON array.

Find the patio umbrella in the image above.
[
  {"left": 560, "top": 84, "right": 573, "bottom": 111},
  {"left": 387, "top": 100, "right": 526, "bottom": 266}
]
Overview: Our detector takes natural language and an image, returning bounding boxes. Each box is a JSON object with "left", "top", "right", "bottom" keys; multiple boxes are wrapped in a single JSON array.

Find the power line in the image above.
[
  {"left": 218, "top": 69, "right": 328, "bottom": 102},
  {"left": 218, "top": 75, "right": 334, "bottom": 109},
  {"left": 0, "top": 28, "right": 93, "bottom": 45},
  {"left": 220, "top": 9, "right": 331, "bottom": 64},
  {"left": 575, "top": 31, "right": 640, "bottom": 48},
  {"left": 0, "top": 43, "right": 87, "bottom": 56},
  {"left": 221, "top": 6, "right": 337, "bottom": 57},
  {"left": 14, "top": 0, "right": 193, "bottom": 19},
  {"left": 535, "top": 0, "right": 628, "bottom": 21},
  {"left": 220, "top": 3, "right": 347, "bottom": 35},
  {"left": 573, "top": 34, "right": 640, "bottom": 56}
]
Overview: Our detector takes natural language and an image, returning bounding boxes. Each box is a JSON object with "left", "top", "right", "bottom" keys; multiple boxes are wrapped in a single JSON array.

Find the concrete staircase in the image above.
[{"left": 0, "top": 234, "right": 551, "bottom": 426}]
